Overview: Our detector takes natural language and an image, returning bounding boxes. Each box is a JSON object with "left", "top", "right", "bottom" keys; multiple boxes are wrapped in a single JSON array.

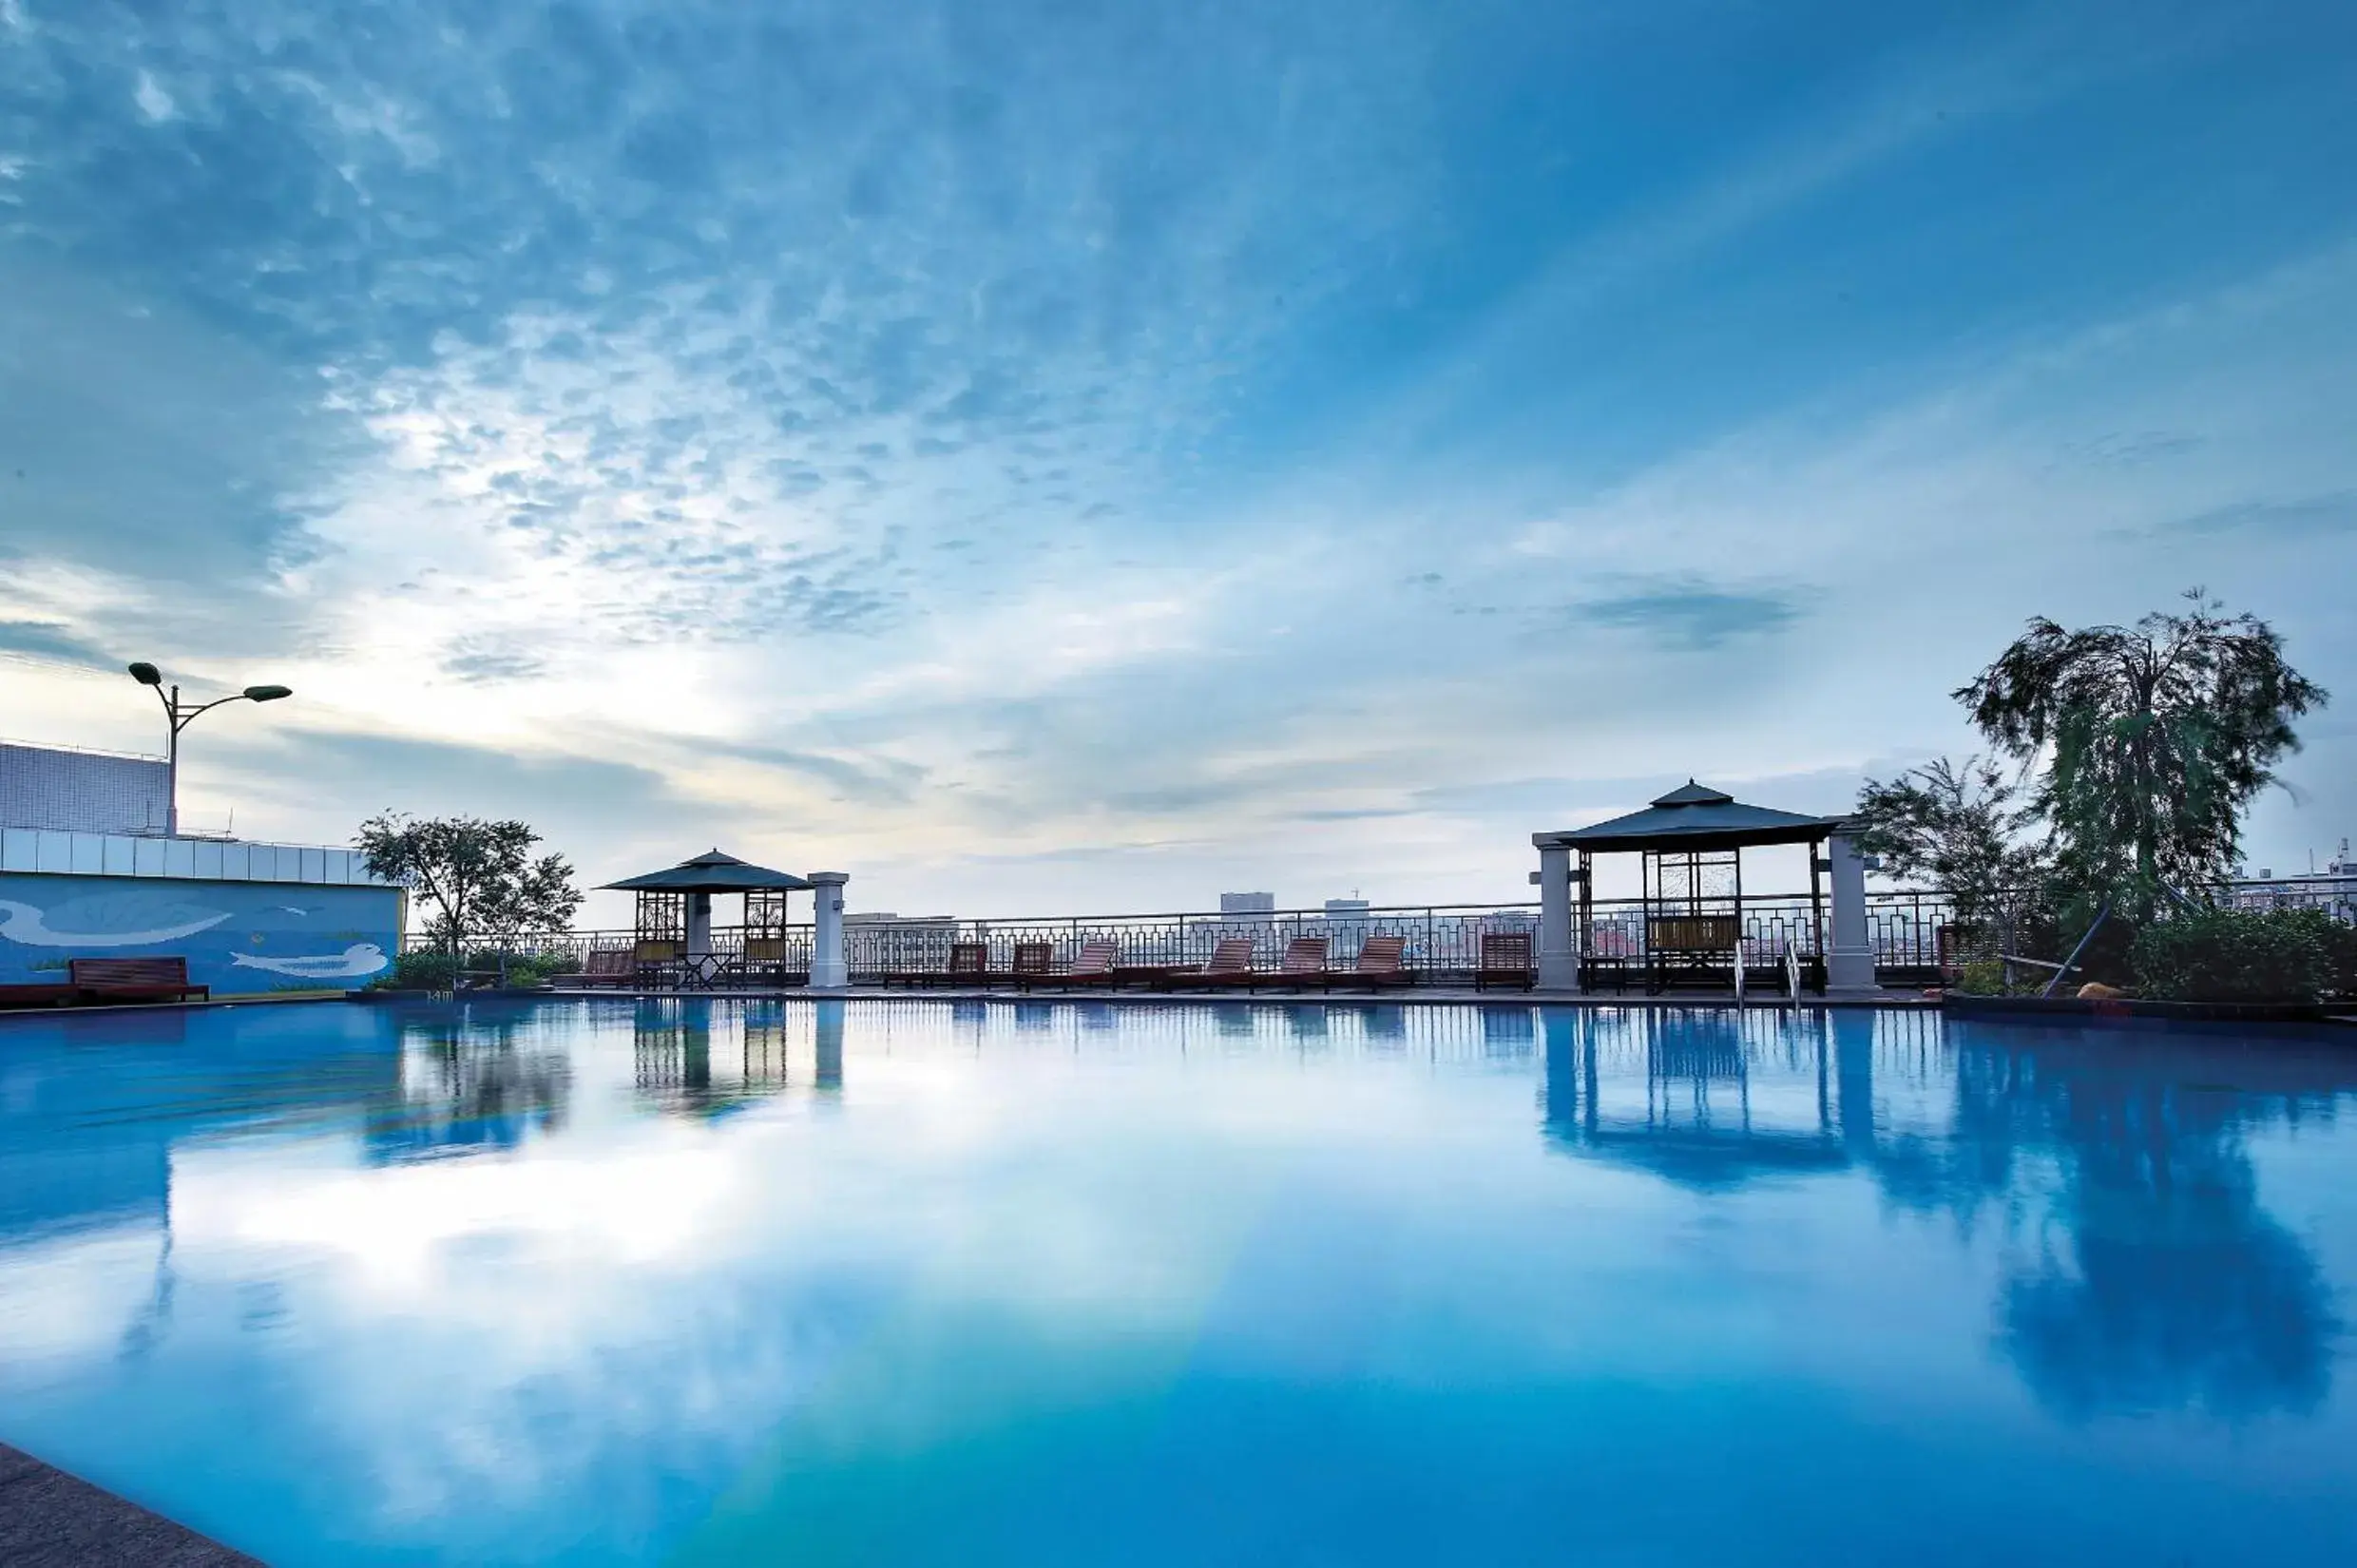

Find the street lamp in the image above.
[{"left": 127, "top": 661, "right": 293, "bottom": 837}]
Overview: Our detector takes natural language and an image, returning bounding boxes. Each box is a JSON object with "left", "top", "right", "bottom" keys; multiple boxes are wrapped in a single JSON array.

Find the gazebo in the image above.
[
  {"left": 601, "top": 850, "right": 850, "bottom": 990},
  {"left": 1530, "top": 782, "right": 1872, "bottom": 996}
]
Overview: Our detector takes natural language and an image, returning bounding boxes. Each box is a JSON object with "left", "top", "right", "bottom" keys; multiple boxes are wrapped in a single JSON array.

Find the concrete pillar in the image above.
[
  {"left": 685, "top": 891, "right": 713, "bottom": 963},
  {"left": 1532, "top": 837, "right": 1581, "bottom": 992},
  {"left": 1825, "top": 831, "right": 1876, "bottom": 995},
  {"left": 809, "top": 872, "right": 849, "bottom": 990}
]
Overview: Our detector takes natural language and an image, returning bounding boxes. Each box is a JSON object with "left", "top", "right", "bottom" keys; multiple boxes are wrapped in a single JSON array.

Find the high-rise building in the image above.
[{"left": 0, "top": 740, "right": 171, "bottom": 835}]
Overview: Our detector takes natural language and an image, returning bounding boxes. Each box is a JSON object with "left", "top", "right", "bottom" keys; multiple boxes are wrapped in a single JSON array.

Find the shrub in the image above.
[
  {"left": 370, "top": 948, "right": 458, "bottom": 991},
  {"left": 1952, "top": 960, "right": 2009, "bottom": 995},
  {"left": 2323, "top": 921, "right": 2357, "bottom": 1002},
  {"left": 368, "top": 947, "right": 575, "bottom": 990},
  {"left": 2129, "top": 907, "right": 2340, "bottom": 1004}
]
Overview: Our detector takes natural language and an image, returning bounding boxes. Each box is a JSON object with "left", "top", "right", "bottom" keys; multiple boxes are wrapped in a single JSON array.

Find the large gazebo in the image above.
[
  {"left": 602, "top": 850, "right": 849, "bottom": 990},
  {"left": 1530, "top": 782, "right": 1872, "bottom": 996}
]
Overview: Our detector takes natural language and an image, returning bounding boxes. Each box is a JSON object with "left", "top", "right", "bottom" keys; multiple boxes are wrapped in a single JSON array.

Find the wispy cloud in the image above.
[
  {"left": 0, "top": 618, "right": 112, "bottom": 671},
  {"left": 2145, "top": 492, "right": 2357, "bottom": 539},
  {"left": 1572, "top": 578, "right": 1807, "bottom": 651}
]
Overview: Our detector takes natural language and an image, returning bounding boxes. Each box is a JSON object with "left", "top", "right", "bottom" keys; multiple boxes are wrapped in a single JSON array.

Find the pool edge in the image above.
[{"left": 0, "top": 1443, "right": 265, "bottom": 1567}]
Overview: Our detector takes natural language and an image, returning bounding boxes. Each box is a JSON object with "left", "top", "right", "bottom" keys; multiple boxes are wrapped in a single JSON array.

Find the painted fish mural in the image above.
[
  {"left": 0, "top": 894, "right": 234, "bottom": 947},
  {"left": 228, "top": 944, "right": 391, "bottom": 980}
]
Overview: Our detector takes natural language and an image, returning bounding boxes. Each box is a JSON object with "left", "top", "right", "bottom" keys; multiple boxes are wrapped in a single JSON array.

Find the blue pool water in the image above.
[{"left": 2, "top": 999, "right": 2354, "bottom": 1566}]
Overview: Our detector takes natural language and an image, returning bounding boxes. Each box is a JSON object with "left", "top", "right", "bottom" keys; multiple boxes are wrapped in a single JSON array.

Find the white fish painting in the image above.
[
  {"left": 0, "top": 894, "right": 234, "bottom": 947},
  {"left": 228, "top": 944, "right": 390, "bottom": 980}
]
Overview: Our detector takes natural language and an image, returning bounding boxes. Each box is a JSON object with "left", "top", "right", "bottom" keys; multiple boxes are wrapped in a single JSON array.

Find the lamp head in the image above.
[
  {"left": 128, "top": 661, "right": 163, "bottom": 686},
  {"left": 242, "top": 684, "right": 293, "bottom": 702}
]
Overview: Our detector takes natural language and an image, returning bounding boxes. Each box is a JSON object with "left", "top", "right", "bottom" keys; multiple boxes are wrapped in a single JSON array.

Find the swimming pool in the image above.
[{"left": 3, "top": 998, "right": 2353, "bottom": 1564}]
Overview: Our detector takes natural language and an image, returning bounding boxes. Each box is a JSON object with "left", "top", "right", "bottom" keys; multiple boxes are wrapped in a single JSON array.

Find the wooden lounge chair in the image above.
[
  {"left": 1321, "top": 935, "right": 1413, "bottom": 992},
  {"left": 1035, "top": 939, "right": 1121, "bottom": 990},
  {"left": 908, "top": 942, "right": 988, "bottom": 989},
  {"left": 68, "top": 956, "right": 208, "bottom": 1004},
  {"left": 1475, "top": 932, "right": 1534, "bottom": 991},
  {"left": 992, "top": 942, "right": 1054, "bottom": 991},
  {"left": 0, "top": 983, "right": 80, "bottom": 1010},
  {"left": 552, "top": 947, "right": 636, "bottom": 988},
  {"left": 1254, "top": 936, "right": 1332, "bottom": 991},
  {"left": 1161, "top": 937, "right": 1256, "bottom": 990}
]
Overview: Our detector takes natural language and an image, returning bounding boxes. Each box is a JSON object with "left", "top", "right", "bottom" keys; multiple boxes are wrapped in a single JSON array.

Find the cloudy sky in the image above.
[{"left": 3, "top": 0, "right": 2353, "bottom": 921}]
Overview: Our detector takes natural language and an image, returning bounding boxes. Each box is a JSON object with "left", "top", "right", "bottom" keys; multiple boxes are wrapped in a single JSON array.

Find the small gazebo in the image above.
[
  {"left": 602, "top": 849, "right": 816, "bottom": 988},
  {"left": 1531, "top": 782, "right": 1849, "bottom": 995}
]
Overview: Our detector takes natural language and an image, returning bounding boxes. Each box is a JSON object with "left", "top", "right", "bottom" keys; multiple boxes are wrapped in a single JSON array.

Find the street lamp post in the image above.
[{"left": 126, "top": 662, "right": 293, "bottom": 837}]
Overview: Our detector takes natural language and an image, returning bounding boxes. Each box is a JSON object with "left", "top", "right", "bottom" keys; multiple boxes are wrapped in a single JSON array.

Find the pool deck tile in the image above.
[{"left": 0, "top": 1444, "right": 263, "bottom": 1567}]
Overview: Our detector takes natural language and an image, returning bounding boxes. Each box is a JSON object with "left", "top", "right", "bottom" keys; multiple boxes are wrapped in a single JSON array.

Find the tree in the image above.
[
  {"left": 1850, "top": 755, "right": 2050, "bottom": 928},
  {"left": 355, "top": 813, "right": 584, "bottom": 981},
  {"left": 1955, "top": 590, "right": 2326, "bottom": 923}
]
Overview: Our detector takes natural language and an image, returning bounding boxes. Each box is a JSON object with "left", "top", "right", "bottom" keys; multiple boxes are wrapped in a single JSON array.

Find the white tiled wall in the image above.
[{"left": 0, "top": 829, "right": 390, "bottom": 887}]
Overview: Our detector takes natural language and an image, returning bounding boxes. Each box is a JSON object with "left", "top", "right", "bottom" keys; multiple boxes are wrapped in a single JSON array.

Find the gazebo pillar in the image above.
[
  {"left": 685, "top": 891, "right": 713, "bottom": 965},
  {"left": 809, "top": 872, "right": 849, "bottom": 990},
  {"left": 1825, "top": 829, "right": 1876, "bottom": 995},
  {"left": 1531, "top": 838, "right": 1581, "bottom": 992}
]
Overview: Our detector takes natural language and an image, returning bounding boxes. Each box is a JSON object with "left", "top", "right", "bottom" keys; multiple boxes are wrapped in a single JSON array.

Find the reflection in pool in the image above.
[{"left": 2, "top": 999, "right": 2353, "bottom": 1565}]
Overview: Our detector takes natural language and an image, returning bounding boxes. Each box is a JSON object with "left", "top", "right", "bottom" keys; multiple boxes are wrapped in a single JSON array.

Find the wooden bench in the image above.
[
  {"left": 1643, "top": 915, "right": 1741, "bottom": 993},
  {"left": 68, "top": 957, "right": 208, "bottom": 1004}
]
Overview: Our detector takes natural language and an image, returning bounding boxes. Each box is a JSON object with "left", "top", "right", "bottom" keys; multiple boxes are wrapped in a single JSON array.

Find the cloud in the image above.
[
  {"left": 439, "top": 637, "right": 548, "bottom": 686},
  {"left": 2146, "top": 492, "right": 2357, "bottom": 539},
  {"left": 1573, "top": 579, "right": 1806, "bottom": 651},
  {"left": 0, "top": 0, "right": 2351, "bottom": 907},
  {"left": 0, "top": 618, "right": 113, "bottom": 672}
]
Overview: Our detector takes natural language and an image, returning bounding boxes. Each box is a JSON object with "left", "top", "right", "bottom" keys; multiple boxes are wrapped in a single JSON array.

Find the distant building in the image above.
[
  {"left": 2232, "top": 841, "right": 2357, "bottom": 919},
  {"left": 1320, "top": 897, "right": 1371, "bottom": 961},
  {"left": 0, "top": 740, "right": 169, "bottom": 835},
  {"left": 1220, "top": 891, "right": 1276, "bottom": 919},
  {"left": 844, "top": 911, "right": 959, "bottom": 973}
]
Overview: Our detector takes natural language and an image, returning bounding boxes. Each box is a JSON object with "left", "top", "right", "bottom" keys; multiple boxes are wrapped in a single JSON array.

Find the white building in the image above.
[{"left": 0, "top": 740, "right": 170, "bottom": 835}]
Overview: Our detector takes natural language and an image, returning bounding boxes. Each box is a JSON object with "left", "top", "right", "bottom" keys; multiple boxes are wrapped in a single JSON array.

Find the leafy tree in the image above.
[
  {"left": 1851, "top": 755, "right": 2051, "bottom": 928},
  {"left": 1956, "top": 590, "right": 2326, "bottom": 923},
  {"left": 356, "top": 813, "right": 583, "bottom": 982}
]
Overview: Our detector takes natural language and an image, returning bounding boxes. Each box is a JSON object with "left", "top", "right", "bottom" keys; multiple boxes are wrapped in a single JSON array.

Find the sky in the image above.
[{"left": 2, "top": 0, "right": 2354, "bottom": 924}]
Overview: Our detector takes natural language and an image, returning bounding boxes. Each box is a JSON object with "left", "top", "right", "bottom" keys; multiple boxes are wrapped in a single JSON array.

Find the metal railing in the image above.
[
  {"left": 446, "top": 879, "right": 2357, "bottom": 990},
  {"left": 440, "top": 889, "right": 2000, "bottom": 987}
]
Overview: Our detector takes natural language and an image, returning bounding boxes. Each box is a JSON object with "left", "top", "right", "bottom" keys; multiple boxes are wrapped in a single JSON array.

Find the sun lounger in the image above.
[
  {"left": 552, "top": 947, "right": 636, "bottom": 988},
  {"left": 906, "top": 942, "right": 988, "bottom": 989},
  {"left": 1475, "top": 932, "right": 1534, "bottom": 991},
  {"left": 1320, "top": 935, "right": 1413, "bottom": 991},
  {"left": 1254, "top": 936, "right": 1331, "bottom": 991},
  {"left": 1034, "top": 939, "right": 1121, "bottom": 989},
  {"left": 1161, "top": 938, "right": 1257, "bottom": 990},
  {"left": 994, "top": 942, "right": 1055, "bottom": 991},
  {"left": 68, "top": 957, "right": 208, "bottom": 1004}
]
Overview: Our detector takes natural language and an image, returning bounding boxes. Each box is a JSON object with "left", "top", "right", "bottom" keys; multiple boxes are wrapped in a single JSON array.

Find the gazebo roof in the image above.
[
  {"left": 602, "top": 849, "right": 814, "bottom": 894},
  {"left": 1534, "top": 781, "right": 1847, "bottom": 853}
]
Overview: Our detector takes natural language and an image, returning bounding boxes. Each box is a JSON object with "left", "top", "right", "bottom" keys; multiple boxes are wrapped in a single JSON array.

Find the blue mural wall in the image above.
[{"left": 0, "top": 872, "right": 403, "bottom": 995}]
